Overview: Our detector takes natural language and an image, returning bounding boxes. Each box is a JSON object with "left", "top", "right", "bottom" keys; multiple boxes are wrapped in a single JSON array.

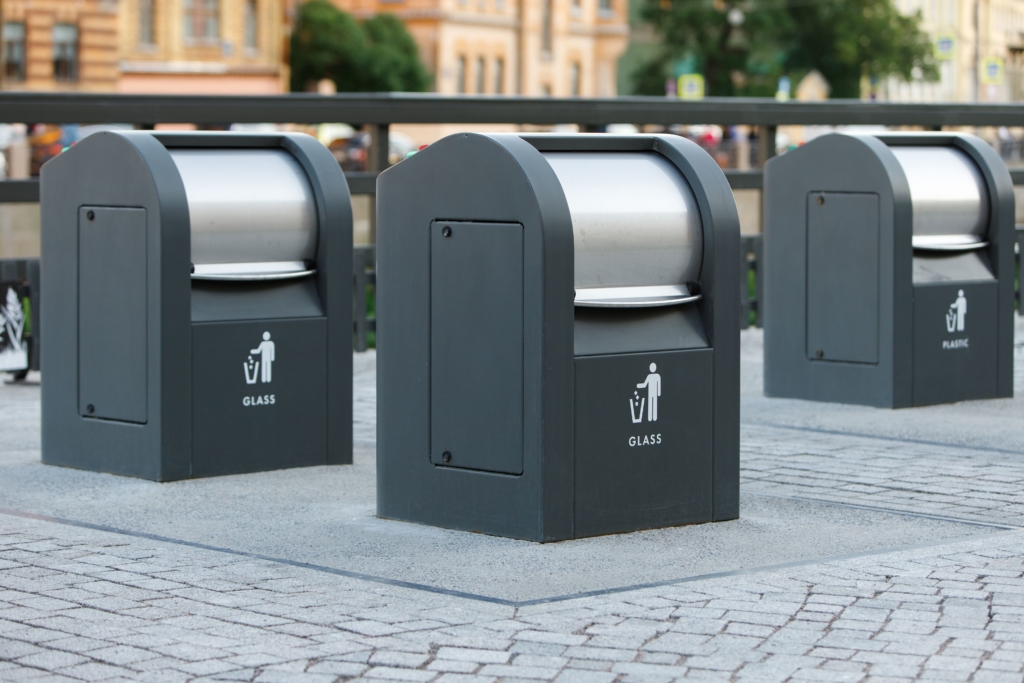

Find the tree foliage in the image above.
[
  {"left": 786, "top": 0, "right": 938, "bottom": 97},
  {"left": 635, "top": 0, "right": 938, "bottom": 98},
  {"left": 290, "top": 0, "right": 430, "bottom": 93}
]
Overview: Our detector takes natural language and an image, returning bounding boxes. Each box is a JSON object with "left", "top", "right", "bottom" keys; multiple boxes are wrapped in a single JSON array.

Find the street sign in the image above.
[
  {"left": 981, "top": 57, "right": 1004, "bottom": 85},
  {"left": 678, "top": 74, "right": 705, "bottom": 100},
  {"left": 935, "top": 33, "right": 956, "bottom": 60}
]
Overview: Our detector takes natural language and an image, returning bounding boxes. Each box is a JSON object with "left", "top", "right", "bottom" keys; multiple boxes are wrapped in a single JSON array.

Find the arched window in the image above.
[
  {"left": 494, "top": 57, "right": 504, "bottom": 94},
  {"left": 244, "top": 0, "right": 258, "bottom": 49},
  {"left": 139, "top": 0, "right": 155, "bottom": 45},
  {"left": 184, "top": 0, "right": 219, "bottom": 41},
  {"left": 3, "top": 23, "right": 26, "bottom": 81},
  {"left": 542, "top": 0, "right": 552, "bottom": 54},
  {"left": 53, "top": 24, "right": 78, "bottom": 81},
  {"left": 456, "top": 56, "right": 466, "bottom": 93}
]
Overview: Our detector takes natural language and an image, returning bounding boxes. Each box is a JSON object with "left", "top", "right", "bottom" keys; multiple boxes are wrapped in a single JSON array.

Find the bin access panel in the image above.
[
  {"left": 430, "top": 220, "right": 524, "bottom": 476},
  {"left": 78, "top": 206, "right": 148, "bottom": 424},
  {"left": 806, "top": 192, "right": 880, "bottom": 365}
]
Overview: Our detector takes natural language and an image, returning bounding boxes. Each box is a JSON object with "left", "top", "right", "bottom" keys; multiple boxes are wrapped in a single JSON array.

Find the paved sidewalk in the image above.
[{"left": 2, "top": 328, "right": 1024, "bottom": 681}]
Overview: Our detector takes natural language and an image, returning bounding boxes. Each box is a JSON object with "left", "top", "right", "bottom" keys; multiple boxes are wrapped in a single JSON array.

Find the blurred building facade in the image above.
[
  {"left": 333, "top": 0, "right": 629, "bottom": 96},
  {"left": 1, "top": 0, "right": 286, "bottom": 93},
  {"left": 1, "top": 0, "right": 119, "bottom": 91},
  {"left": 883, "top": 0, "right": 1024, "bottom": 102}
]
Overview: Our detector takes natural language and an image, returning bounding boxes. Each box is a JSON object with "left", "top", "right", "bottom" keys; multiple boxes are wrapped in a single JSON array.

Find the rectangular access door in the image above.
[
  {"left": 78, "top": 206, "right": 148, "bottom": 424},
  {"left": 806, "top": 192, "right": 880, "bottom": 364},
  {"left": 430, "top": 220, "right": 524, "bottom": 475}
]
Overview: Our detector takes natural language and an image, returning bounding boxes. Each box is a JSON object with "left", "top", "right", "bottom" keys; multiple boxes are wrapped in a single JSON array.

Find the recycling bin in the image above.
[
  {"left": 763, "top": 132, "right": 1015, "bottom": 408},
  {"left": 376, "top": 133, "right": 740, "bottom": 541},
  {"left": 40, "top": 131, "right": 353, "bottom": 480}
]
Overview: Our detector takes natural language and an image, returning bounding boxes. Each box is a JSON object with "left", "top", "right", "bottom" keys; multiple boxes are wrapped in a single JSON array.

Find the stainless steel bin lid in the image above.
[
  {"left": 543, "top": 151, "right": 703, "bottom": 307},
  {"left": 170, "top": 148, "right": 319, "bottom": 280},
  {"left": 889, "top": 146, "right": 990, "bottom": 251}
]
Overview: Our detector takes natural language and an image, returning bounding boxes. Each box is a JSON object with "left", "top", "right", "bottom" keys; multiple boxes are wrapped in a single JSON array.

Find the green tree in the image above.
[
  {"left": 636, "top": 0, "right": 793, "bottom": 96},
  {"left": 786, "top": 0, "right": 938, "bottom": 98},
  {"left": 635, "top": 0, "right": 938, "bottom": 98},
  {"left": 290, "top": 0, "right": 430, "bottom": 92},
  {"left": 361, "top": 14, "right": 431, "bottom": 92}
]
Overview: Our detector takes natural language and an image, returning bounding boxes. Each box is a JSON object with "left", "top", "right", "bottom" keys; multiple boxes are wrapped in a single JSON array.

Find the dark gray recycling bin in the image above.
[
  {"left": 40, "top": 131, "right": 353, "bottom": 480},
  {"left": 764, "top": 132, "right": 1015, "bottom": 408},
  {"left": 376, "top": 133, "right": 740, "bottom": 541}
]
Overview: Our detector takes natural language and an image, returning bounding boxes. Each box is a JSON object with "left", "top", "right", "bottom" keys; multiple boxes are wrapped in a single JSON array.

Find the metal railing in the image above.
[
  {"left": 4, "top": 92, "right": 1024, "bottom": 202},
  {"left": 4, "top": 92, "right": 1024, "bottom": 358},
  {"left": 353, "top": 246, "right": 376, "bottom": 352},
  {"left": 740, "top": 236, "right": 763, "bottom": 330}
]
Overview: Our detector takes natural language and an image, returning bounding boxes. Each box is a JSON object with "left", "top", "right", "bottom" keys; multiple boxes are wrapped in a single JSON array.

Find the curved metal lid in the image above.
[
  {"left": 543, "top": 151, "right": 703, "bottom": 307},
  {"left": 889, "top": 146, "right": 990, "bottom": 251}
]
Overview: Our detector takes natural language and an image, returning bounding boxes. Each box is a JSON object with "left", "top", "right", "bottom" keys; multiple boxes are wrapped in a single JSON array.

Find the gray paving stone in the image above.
[
  {"left": 552, "top": 670, "right": 617, "bottom": 683},
  {"left": 435, "top": 647, "right": 511, "bottom": 664},
  {"left": 479, "top": 664, "right": 561, "bottom": 679},
  {"left": 1, "top": 338, "right": 1024, "bottom": 681},
  {"left": 426, "top": 659, "right": 478, "bottom": 673},
  {"left": 432, "top": 675, "right": 497, "bottom": 683},
  {"left": 364, "top": 665, "right": 438, "bottom": 681}
]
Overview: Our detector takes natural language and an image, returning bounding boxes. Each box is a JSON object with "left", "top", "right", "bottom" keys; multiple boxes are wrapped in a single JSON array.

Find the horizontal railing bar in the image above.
[
  {"left": 0, "top": 180, "right": 41, "bottom": 203},
  {"left": 4, "top": 93, "right": 1024, "bottom": 126},
  {"left": 345, "top": 171, "right": 377, "bottom": 195},
  {"left": 724, "top": 170, "right": 763, "bottom": 190}
]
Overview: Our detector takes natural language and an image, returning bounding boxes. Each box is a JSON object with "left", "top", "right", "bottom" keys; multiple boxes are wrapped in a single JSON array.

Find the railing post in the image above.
[
  {"left": 352, "top": 246, "right": 378, "bottom": 352},
  {"left": 365, "top": 123, "right": 389, "bottom": 246},
  {"left": 1016, "top": 226, "right": 1024, "bottom": 313},
  {"left": 758, "top": 125, "right": 777, "bottom": 167},
  {"left": 739, "top": 237, "right": 751, "bottom": 330},
  {"left": 752, "top": 235, "right": 764, "bottom": 328},
  {"left": 27, "top": 259, "right": 40, "bottom": 371}
]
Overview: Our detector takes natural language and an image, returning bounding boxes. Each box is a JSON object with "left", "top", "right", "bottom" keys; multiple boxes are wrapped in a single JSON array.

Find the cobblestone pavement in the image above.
[
  {"left": 742, "top": 423, "right": 1024, "bottom": 528},
  {"left": 5, "top": 334, "right": 1024, "bottom": 681},
  {"left": 3, "top": 513, "right": 1024, "bottom": 682}
]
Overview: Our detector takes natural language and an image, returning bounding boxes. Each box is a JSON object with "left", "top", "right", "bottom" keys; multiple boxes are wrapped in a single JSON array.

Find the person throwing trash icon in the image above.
[
  {"left": 251, "top": 331, "right": 275, "bottom": 383},
  {"left": 637, "top": 363, "right": 661, "bottom": 422},
  {"left": 953, "top": 289, "right": 967, "bottom": 332}
]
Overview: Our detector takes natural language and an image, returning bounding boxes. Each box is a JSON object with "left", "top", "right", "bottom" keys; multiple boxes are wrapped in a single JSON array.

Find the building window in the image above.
[
  {"left": 598, "top": 0, "right": 613, "bottom": 14},
  {"left": 476, "top": 56, "right": 485, "bottom": 93},
  {"left": 244, "top": 0, "right": 258, "bottom": 49},
  {"left": 570, "top": 62, "right": 581, "bottom": 96},
  {"left": 139, "top": 0, "right": 155, "bottom": 45},
  {"left": 456, "top": 55, "right": 466, "bottom": 93},
  {"left": 53, "top": 24, "right": 78, "bottom": 82},
  {"left": 184, "top": 0, "right": 220, "bottom": 41},
  {"left": 494, "top": 57, "right": 504, "bottom": 94},
  {"left": 3, "top": 23, "right": 25, "bottom": 81},
  {"left": 542, "top": 0, "right": 553, "bottom": 54}
]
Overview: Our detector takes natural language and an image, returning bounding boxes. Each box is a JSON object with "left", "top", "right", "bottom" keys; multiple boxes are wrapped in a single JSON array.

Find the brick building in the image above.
[
  {"left": 1, "top": 0, "right": 285, "bottom": 93},
  {"left": 1, "top": 0, "right": 118, "bottom": 91},
  {"left": 333, "top": 0, "right": 629, "bottom": 96}
]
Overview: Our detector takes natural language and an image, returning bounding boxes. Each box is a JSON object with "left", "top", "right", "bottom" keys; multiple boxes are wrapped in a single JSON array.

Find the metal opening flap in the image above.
[
  {"left": 191, "top": 261, "right": 316, "bottom": 281},
  {"left": 574, "top": 283, "right": 702, "bottom": 308}
]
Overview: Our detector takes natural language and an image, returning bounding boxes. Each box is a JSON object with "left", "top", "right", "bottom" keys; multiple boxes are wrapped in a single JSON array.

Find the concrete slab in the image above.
[
  {"left": 740, "top": 317, "right": 1024, "bottom": 455},
  {"left": 0, "top": 349, "right": 1007, "bottom": 606}
]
